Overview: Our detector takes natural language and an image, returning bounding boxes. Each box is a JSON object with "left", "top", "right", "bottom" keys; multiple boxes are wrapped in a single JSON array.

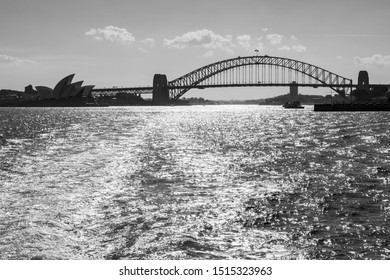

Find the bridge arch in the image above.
[{"left": 168, "top": 55, "right": 353, "bottom": 100}]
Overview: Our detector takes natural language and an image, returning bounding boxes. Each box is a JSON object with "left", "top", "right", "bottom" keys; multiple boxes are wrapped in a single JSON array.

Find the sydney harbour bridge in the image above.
[{"left": 92, "top": 55, "right": 382, "bottom": 103}]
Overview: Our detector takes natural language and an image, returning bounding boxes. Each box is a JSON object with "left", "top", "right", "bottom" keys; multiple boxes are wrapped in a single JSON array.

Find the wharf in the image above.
[{"left": 314, "top": 103, "right": 390, "bottom": 111}]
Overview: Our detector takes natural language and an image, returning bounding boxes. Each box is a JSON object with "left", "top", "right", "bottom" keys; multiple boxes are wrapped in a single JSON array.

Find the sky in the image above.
[{"left": 1, "top": 0, "right": 390, "bottom": 100}]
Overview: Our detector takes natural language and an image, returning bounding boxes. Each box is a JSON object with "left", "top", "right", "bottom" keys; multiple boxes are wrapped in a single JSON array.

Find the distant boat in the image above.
[{"left": 283, "top": 101, "right": 304, "bottom": 109}]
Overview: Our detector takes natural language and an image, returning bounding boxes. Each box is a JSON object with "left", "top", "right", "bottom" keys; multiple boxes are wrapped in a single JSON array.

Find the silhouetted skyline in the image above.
[{"left": 1, "top": 0, "right": 389, "bottom": 99}]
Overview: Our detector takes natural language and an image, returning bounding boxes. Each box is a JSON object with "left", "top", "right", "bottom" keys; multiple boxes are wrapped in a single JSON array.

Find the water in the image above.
[{"left": 1, "top": 105, "right": 390, "bottom": 260}]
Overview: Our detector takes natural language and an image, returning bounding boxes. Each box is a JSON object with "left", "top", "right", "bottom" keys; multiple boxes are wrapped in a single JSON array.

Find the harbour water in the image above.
[{"left": 1, "top": 105, "right": 390, "bottom": 260}]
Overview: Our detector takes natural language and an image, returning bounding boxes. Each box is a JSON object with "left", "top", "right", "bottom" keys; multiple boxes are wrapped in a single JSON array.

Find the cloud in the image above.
[
  {"left": 163, "top": 29, "right": 234, "bottom": 52},
  {"left": 292, "top": 45, "right": 307, "bottom": 52},
  {"left": 354, "top": 54, "right": 390, "bottom": 67},
  {"left": 138, "top": 38, "right": 156, "bottom": 52},
  {"left": 278, "top": 46, "right": 291, "bottom": 51},
  {"left": 85, "top": 26, "right": 135, "bottom": 44},
  {"left": 266, "top": 34, "right": 284, "bottom": 44},
  {"left": 201, "top": 50, "right": 214, "bottom": 58},
  {"left": 262, "top": 28, "right": 269, "bottom": 32},
  {"left": 0, "top": 54, "right": 36, "bottom": 65},
  {"left": 236, "top": 34, "right": 251, "bottom": 50},
  {"left": 0, "top": 54, "right": 21, "bottom": 63},
  {"left": 323, "top": 34, "right": 389, "bottom": 38},
  {"left": 291, "top": 35, "right": 298, "bottom": 41},
  {"left": 141, "top": 38, "right": 155, "bottom": 48},
  {"left": 278, "top": 45, "right": 307, "bottom": 52}
]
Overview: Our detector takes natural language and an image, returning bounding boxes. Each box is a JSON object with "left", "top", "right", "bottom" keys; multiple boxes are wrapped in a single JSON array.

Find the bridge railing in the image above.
[{"left": 92, "top": 87, "right": 153, "bottom": 97}]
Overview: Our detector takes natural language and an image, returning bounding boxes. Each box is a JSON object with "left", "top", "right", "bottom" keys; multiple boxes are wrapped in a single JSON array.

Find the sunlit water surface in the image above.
[{"left": 1, "top": 105, "right": 390, "bottom": 260}]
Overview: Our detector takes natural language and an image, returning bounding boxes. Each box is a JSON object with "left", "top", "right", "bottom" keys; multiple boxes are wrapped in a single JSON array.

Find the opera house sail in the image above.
[{"left": 6, "top": 74, "right": 98, "bottom": 106}]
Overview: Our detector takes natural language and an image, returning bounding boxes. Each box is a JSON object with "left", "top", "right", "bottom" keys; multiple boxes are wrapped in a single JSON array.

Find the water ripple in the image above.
[{"left": 1, "top": 106, "right": 390, "bottom": 259}]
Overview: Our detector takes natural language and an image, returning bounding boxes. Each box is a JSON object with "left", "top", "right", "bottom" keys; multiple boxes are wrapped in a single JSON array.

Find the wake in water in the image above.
[{"left": 1, "top": 106, "right": 390, "bottom": 259}]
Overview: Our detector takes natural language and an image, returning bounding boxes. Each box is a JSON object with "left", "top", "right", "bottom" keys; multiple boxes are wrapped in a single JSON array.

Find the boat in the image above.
[{"left": 283, "top": 101, "right": 304, "bottom": 109}]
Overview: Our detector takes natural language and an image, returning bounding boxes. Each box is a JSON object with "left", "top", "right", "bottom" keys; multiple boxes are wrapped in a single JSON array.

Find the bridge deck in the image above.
[{"left": 92, "top": 83, "right": 388, "bottom": 95}]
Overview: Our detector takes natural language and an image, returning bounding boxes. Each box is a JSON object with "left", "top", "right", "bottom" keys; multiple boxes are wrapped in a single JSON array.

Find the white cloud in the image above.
[
  {"left": 291, "top": 35, "right": 298, "bottom": 41},
  {"left": 163, "top": 29, "right": 234, "bottom": 52},
  {"left": 278, "top": 45, "right": 307, "bottom": 52},
  {"left": 266, "top": 34, "right": 284, "bottom": 44},
  {"left": 354, "top": 54, "right": 390, "bottom": 67},
  {"left": 0, "top": 54, "right": 21, "bottom": 63},
  {"left": 262, "top": 27, "right": 269, "bottom": 32},
  {"left": 141, "top": 38, "right": 155, "bottom": 48},
  {"left": 85, "top": 26, "right": 135, "bottom": 44},
  {"left": 292, "top": 45, "right": 307, "bottom": 52},
  {"left": 202, "top": 50, "right": 214, "bottom": 58},
  {"left": 278, "top": 46, "right": 290, "bottom": 51},
  {"left": 236, "top": 34, "right": 251, "bottom": 50},
  {"left": 323, "top": 34, "right": 388, "bottom": 38},
  {"left": 0, "top": 54, "right": 36, "bottom": 65}
]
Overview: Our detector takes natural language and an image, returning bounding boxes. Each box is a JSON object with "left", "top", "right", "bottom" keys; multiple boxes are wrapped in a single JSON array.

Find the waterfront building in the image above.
[{"left": 34, "top": 74, "right": 94, "bottom": 100}]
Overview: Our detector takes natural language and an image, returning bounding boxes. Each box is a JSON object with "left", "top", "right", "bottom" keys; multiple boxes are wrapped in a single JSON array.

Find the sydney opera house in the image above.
[
  {"left": 21, "top": 74, "right": 95, "bottom": 102},
  {"left": 1, "top": 73, "right": 147, "bottom": 106}
]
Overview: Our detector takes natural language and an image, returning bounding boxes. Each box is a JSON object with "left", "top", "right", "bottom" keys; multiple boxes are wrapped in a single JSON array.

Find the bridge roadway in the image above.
[
  {"left": 92, "top": 83, "right": 388, "bottom": 96},
  {"left": 92, "top": 86, "right": 153, "bottom": 95}
]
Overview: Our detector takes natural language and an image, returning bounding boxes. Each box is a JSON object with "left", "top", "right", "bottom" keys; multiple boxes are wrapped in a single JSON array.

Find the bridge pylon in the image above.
[
  {"left": 152, "top": 74, "right": 170, "bottom": 104},
  {"left": 357, "top": 71, "right": 370, "bottom": 91},
  {"left": 289, "top": 82, "right": 298, "bottom": 101}
]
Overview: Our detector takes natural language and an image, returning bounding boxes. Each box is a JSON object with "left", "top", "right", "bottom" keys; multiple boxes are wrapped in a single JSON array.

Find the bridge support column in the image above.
[
  {"left": 351, "top": 70, "right": 370, "bottom": 103},
  {"left": 153, "top": 74, "right": 170, "bottom": 104},
  {"left": 357, "top": 71, "right": 370, "bottom": 91},
  {"left": 289, "top": 82, "right": 298, "bottom": 101}
]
